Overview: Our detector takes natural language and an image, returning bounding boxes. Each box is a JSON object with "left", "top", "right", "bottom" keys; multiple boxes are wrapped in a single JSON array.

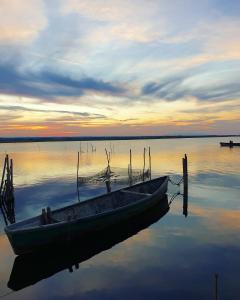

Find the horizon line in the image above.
[{"left": 0, "top": 134, "right": 239, "bottom": 144}]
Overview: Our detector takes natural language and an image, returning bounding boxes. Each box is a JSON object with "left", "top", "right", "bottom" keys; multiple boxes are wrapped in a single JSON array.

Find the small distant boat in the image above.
[
  {"left": 5, "top": 176, "right": 169, "bottom": 255},
  {"left": 220, "top": 141, "right": 240, "bottom": 147}
]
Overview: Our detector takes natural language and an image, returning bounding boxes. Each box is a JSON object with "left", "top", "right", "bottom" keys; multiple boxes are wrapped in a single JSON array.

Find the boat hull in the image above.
[
  {"left": 220, "top": 142, "right": 240, "bottom": 147},
  {"left": 8, "top": 197, "right": 169, "bottom": 291},
  {"left": 5, "top": 177, "right": 169, "bottom": 255}
]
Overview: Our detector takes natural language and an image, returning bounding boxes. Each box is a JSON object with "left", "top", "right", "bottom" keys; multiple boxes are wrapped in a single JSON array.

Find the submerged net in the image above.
[{"left": 78, "top": 166, "right": 151, "bottom": 185}]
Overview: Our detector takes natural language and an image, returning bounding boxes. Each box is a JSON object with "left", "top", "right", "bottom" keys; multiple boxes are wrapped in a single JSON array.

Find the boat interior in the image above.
[
  {"left": 7, "top": 177, "right": 166, "bottom": 228},
  {"left": 52, "top": 177, "right": 166, "bottom": 222}
]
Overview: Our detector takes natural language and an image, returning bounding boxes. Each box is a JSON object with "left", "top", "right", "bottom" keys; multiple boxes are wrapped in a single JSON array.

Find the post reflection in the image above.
[
  {"left": 183, "top": 178, "right": 188, "bottom": 218},
  {"left": 8, "top": 195, "right": 169, "bottom": 291}
]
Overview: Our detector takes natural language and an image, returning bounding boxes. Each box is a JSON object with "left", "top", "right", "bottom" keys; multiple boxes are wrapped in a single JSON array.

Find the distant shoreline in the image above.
[{"left": 0, "top": 135, "right": 238, "bottom": 144}]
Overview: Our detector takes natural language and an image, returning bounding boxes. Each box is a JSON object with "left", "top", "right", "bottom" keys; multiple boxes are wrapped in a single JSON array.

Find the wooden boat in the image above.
[
  {"left": 5, "top": 176, "right": 169, "bottom": 255},
  {"left": 8, "top": 196, "right": 169, "bottom": 291},
  {"left": 220, "top": 141, "right": 240, "bottom": 147}
]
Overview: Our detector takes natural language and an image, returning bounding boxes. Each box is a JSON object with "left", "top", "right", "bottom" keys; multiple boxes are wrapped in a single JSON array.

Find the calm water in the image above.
[{"left": 0, "top": 138, "right": 239, "bottom": 300}]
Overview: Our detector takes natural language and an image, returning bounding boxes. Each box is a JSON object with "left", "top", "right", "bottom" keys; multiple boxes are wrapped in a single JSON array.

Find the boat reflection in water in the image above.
[{"left": 8, "top": 194, "right": 169, "bottom": 291}]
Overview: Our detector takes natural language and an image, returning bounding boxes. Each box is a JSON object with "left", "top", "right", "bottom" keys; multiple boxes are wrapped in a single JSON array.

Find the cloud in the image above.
[
  {"left": 0, "top": 0, "right": 47, "bottom": 44},
  {"left": 86, "top": 23, "right": 163, "bottom": 44},
  {"left": 141, "top": 67, "right": 240, "bottom": 102},
  {"left": 119, "top": 17, "right": 240, "bottom": 86},
  {"left": 142, "top": 77, "right": 183, "bottom": 99},
  {"left": 0, "top": 0, "right": 239, "bottom": 136},
  {"left": 199, "top": 19, "right": 240, "bottom": 59},
  {"left": 0, "top": 104, "right": 106, "bottom": 119},
  {"left": 61, "top": 0, "right": 167, "bottom": 43},
  {"left": 61, "top": 0, "right": 239, "bottom": 48},
  {"left": 179, "top": 99, "right": 240, "bottom": 115},
  {"left": 0, "top": 63, "right": 125, "bottom": 99},
  {"left": 0, "top": 113, "right": 21, "bottom": 122},
  {"left": 62, "top": 0, "right": 155, "bottom": 22},
  {"left": 39, "top": 71, "right": 124, "bottom": 94}
]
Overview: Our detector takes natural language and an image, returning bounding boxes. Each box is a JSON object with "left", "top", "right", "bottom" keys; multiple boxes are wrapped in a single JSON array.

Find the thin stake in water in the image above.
[
  {"left": 143, "top": 147, "right": 146, "bottom": 181},
  {"left": 77, "top": 152, "right": 80, "bottom": 202}
]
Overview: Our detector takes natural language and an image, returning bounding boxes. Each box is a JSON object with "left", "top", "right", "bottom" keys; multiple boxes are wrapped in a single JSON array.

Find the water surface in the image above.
[{"left": 0, "top": 138, "right": 239, "bottom": 299}]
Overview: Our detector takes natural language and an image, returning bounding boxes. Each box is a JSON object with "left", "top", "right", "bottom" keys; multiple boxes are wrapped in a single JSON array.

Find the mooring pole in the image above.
[
  {"left": 182, "top": 154, "right": 188, "bottom": 217},
  {"left": 143, "top": 148, "right": 146, "bottom": 181},
  {"left": 106, "top": 150, "right": 111, "bottom": 193},
  {"left": 0, "top": 155, "right": 16, "bottom": 224},
  {"left": 6, "top": 155, "right": 10, "bottom": 195},
  {"left": 5, "top": 155, "right": 11, "bottom": 212},
  {"left": 105, "top": 148, "right": 110, "bottom": 167},
  {"left": 148, "top": 147, "right": 151, "bottom": 180},
  {"left": 0, "top": 156, "right": 7, "bottom": 195},
  {"left": 129, "top": 149, "right": 132, "bottom": 186},
  {"left": 9, "top": 158, "right": 15, "bottom": 223},
  {"left": 183, "top": 184, "right": 188, "bottom": 217},
  {"left": 0, "top": 157, "right": 8, "bottom": 225},
  {"left": 10, "top": 159, "right": 13, "bottom": 189},
  {"left": 104, "top": 149, "right": 111, "bottom": 191},
  {"left": 77, "top": 152, "right": 79, "bottom": 183},
  {"left": 77, "top": 152, "right": 80, "bottom": 202},
  {"left": 105, "top": 180, "right": 111, "bottom": 193},
  {"left": 182, "top": 154, "right": 188, "bottom": 192}
]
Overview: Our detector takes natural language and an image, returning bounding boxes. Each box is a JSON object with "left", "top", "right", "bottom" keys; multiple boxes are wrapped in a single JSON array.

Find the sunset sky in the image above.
[{"left": 0, "top": 0, "right": 239, "bottom": 137}]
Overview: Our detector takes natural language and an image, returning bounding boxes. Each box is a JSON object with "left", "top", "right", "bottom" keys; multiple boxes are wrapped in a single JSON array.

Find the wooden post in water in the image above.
[
  {"left": 105, "top": 148, "right": 111, "bottom": 192},
  {"left": 77, "top": 152, "right": 80, "bottom": 180},
  {"left": 77, "top": 152, "right": 80, "bottom": 202},
  {"left": 5, "top": 155, "right": 10, "bottom": 205},
  {"left": 142, "top": 148, "right": 146, "bottom": 181},
  {"left": 9, "top": 158, "right": 15, "bottom": 223},
  {"left": 148, "top": 147, "right": 151, "bottom": 180},
  {"left": 0, "top": 156, "right": 7, "bottom": 221},
  {"left": 0, "top": 155, "right": 15, "bottom": 224},
  {"left": 105, "top": 149, "right": 111, "bottom": 172},
  {"left": 0, "top": 156, "right": 7, "bottom": 196},
  {"left": 10, "top": 159, "right": 13, "bottom": 188},
  {"left": 129, "top": 149, "right": 132, "bottom": 186},
  {"left": 0, "top": 156, "right": 8, "bottom": 225},
  {"left": 105, "top": 180, "right": 111, "bottom": 193},
  {"left": 183, "top": 184, "right": 188, "bottom": 217},
  {"left": 182, "top": 154, "right": 188, "bottom": 191}
]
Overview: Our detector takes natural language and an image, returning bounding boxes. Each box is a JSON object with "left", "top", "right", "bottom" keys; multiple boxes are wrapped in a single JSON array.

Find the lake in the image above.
[{"left": 0, "top": 137, "right": 239, "bottom": 300}]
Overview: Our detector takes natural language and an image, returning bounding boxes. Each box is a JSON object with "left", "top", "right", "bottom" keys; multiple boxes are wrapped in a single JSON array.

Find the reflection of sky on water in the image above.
[
  {"left": 13, "top": 179, "right": 127, "bottom": 222},
  {"left": 0, "top": 138, "right": 240, "bottom": 299}
]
